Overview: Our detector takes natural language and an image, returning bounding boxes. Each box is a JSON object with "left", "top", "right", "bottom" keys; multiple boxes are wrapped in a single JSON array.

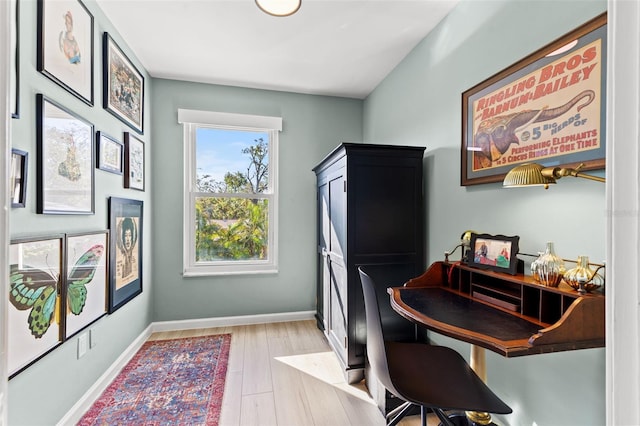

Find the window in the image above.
[{"left": 179, "top": 109, "right": 281, "bottom": 276}]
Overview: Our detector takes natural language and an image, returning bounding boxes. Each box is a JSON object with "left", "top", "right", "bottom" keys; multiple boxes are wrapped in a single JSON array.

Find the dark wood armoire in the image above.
[{"left": 313, "top": 143, "right": 426, "bottom": 409}]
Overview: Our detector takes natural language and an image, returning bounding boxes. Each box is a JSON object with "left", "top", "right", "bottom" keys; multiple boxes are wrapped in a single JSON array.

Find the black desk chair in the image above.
[{"left": 358, "top": 267, "right": 512, "bottom": 426}]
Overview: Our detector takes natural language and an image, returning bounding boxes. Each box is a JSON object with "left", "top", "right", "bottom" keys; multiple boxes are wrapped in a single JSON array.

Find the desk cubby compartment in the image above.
[
  {"left": 521, "top": 286, "right": 542, "bottom": 319},
  {"left": 471, "top": 278, "right": 521, "bottom": 312}
]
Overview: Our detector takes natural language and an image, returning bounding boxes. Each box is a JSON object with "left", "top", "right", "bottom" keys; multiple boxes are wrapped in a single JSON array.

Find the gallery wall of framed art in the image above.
[{"left": 6, "top": 0, "right": 150, "bottom": 385}]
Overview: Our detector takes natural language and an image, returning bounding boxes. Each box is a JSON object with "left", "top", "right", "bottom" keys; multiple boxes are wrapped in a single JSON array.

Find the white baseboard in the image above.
[
  {"left": 150, "top": 310, "right": 316, "bottom": 332},
  {"left": 57, "top": 311, "right": 315, "bottom": 424}
]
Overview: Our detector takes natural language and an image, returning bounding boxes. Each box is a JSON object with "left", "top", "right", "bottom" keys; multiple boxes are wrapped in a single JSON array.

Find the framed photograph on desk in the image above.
[{"left": 468, "top": 233, "right": 520, "bottom": 275}]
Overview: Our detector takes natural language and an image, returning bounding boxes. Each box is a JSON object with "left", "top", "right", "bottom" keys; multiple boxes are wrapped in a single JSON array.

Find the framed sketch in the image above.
[
  {"left": 11, "top": 149, "right": 28, "bottom": 208},
  {"left": 36, "top": 94, "right": 95, "bottom": 214},
  {"left": 468, "top": 233, "right": 520, "bottom": 275},
  {"left": 461, "top": 13, "right": 606, "bottom": 186},
  {"left": 108, "top": 197, "right": 143, "bottom": 313},
  {"left": 10, "top": 0, "right": 20, "bottom": 118},
  {"left": 64, "top": 231, "right": 108, "bottom": 338},
  {"left": 37, "top": 0, "right": 94, "bottom": 105},
  {"left": 96, "top": 131, "right": 123, "bottom": 174},
  {"left": 8, "top": 235, "right": 64, "bottom": 378},
  {"left": 124, "top": 132, "right": 144, "bottom": 190},
  {"left": 103, "top": 33, "right": 144, "bottom": 134}
]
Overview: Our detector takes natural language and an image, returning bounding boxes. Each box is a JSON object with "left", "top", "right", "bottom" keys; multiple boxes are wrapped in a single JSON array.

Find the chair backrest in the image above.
[{"left": 358, "top": 267, "right": 401, "bottom": 396}]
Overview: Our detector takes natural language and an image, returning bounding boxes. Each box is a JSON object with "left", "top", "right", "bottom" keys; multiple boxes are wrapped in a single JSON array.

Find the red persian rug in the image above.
[{"left": 78, "top": 334, "right": 231, "bottom": 426}]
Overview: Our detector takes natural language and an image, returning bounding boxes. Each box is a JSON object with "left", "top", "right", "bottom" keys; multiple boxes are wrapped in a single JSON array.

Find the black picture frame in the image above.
[
  {"left": 124, "top": 132, "right": 144, "bottom": 190},
  {"left": 461, "top": 13, "right": 606, "bottom": 186},
  {"left": 37, "top": 0, "right": 94, "bottom": 105},
  {"left": 8, "top": 234, "right": 65, "bottom": 379},
  {"left": 10, "top": 0, "right": 20, "bottom": 118},
  {"left": 36, "top": 94, "right": 95, "bottom": 214},
  {"left": 108, "top": 197, "right": 143, "bottom": 313},
  {"left": 96, "top": 131, "right": 123, "bottom": 175},
  {"left": 468, "top": 233, "right": 520, "bottom": 275},
  {"left": 64, "top": 230, "right": 109, "bottom": 339},
  {"left": 103, "top": 33, "right": 144, "bottom": 134},
  {"left": 11, "top": 149, "right": 28, "bottom": 208}
]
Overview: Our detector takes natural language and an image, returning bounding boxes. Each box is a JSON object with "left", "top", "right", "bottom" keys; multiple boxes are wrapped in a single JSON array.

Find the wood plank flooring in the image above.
[{"left": 148, "top": 320, "right": 437, "bottom": 426}]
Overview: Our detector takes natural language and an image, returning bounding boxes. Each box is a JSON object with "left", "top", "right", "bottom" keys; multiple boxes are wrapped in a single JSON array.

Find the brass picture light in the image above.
[{"left": 503, "top": 162, "right": 605, "bottom": 189}]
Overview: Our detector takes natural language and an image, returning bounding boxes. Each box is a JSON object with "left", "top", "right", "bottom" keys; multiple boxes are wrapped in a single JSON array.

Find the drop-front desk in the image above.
[{"left": 387, "top": 261, "right": 605, "bottom": 424}]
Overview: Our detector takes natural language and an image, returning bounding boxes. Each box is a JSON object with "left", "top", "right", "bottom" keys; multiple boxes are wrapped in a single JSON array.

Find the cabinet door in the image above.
[
  {"left": 326, "top": 170, "right": 348, "bottom": 364},
  {"left": 317, "top": 180, "right": 330, "bottom": 331}
]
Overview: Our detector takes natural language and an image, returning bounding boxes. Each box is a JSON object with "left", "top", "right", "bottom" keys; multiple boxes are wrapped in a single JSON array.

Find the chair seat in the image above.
[{"left": 386, "top": 341, "right": 512, "bottom": 415}]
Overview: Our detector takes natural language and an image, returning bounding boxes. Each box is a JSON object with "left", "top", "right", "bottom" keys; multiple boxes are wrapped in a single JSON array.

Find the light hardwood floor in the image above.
[{"left": 148, "top": 320, "right": 437, "bottom": 426}]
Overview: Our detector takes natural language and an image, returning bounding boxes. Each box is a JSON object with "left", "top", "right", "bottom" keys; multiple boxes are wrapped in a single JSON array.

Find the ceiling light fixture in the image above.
[
  {"left": 255, "top": 0, "right": 301, "bottom": 17},
  {"left": 503, "top": 162, "right": 605, "bottom": 189}
]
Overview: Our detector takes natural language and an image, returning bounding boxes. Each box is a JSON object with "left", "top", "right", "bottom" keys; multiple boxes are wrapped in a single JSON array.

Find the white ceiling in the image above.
[{"left": 95, "top": 0, "right": 459, "bottom": 99}]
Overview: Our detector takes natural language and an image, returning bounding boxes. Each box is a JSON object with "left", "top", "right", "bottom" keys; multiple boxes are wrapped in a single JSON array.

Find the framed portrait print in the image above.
[
  {"left": 461, "top": 13, "right": 606, "bottom": 186},
  {"left": 64, "top": 231, "right": 108, "bottom": 338},
  {"left": 11, "top": 149, "right": 28, "bottom": 208},
  {"left": 108, "top": 197, "right": 143, "bottom": 313},
  {"left": 8, "top": 235, "right": 64, "bottom": 378},
  {"left": 103, "top": 33, "right": 144, "bottom": 134},
  {"left": 36, "top": 94, "right": 95, "bottom": 214},
  {"left": 468, "top": 233, "right": 520, "bottom": 275},
  {"left": 10, "top": 0, "right": 20, "bottom": 118},
  {"left": 124, "top": 132, "right": 144, "bottom": 190},
  {"left": 96, "top": 131, "right": 123, "bottom": 174},
  {"left": 37, "top": 0, "right": 94, "bottom": 105}
]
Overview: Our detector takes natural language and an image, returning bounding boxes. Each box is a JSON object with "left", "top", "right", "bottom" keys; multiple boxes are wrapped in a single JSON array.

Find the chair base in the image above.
[{"left": 438, "top": 412, "right": 501, "bottom": 426}]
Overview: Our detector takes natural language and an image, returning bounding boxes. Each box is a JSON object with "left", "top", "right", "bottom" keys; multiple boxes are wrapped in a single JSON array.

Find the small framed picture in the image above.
[
  {"left": 96, "top": 131, "right": 123, "bottom": 174},
  {"left": 37, "top": 0, "right": 94, "bottom": 105},
  {"left": 36, "top": 94, "right": 94, "bottom": 214},
  {"left": 468, "top": 233, "right": 520, "bottom": 275},
  {"left": 11, "top": 149, "right": 28, "bottom": 208},
  {"left": 124, "top": 132, "right": 144, "bottom": 191},
  {"left": 103, "top": 33, "right": 144, "bottom": 134},
  {"left": 108, "top": 197, "right": 143, "bottom": 313}
]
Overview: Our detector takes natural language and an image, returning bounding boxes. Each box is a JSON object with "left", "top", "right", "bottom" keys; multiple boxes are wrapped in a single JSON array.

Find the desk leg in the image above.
[{"left": 464, "top": 345, "right": 493, "bottom": 425}]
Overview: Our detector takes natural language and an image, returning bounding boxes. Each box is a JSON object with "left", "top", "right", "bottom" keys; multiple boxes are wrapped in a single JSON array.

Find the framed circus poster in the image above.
[
  {"left": 461, "top": 13, "right": 606, "bottom": 186},
  {"left": 108, "top": 197, "right": 143, "bottom": 313}
]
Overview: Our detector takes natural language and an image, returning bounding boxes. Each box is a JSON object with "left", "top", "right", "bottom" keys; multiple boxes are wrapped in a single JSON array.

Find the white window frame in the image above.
[{"left": 178, "top": 109, "right": 281, "bottom": 276}]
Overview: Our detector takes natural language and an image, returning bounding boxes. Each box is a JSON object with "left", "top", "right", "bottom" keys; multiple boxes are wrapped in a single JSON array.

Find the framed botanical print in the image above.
[
  {"left": 37, "top": 0, "right": 94, "bottom": 105},
  {"left": 124, "top": 132, "right": 144, "bottom": 190},
  {"left": 8, "top": 235, "right": 64, "bottom": 378},
  {"left": 64, "top": 231, "right": 108, "bottom": 338},
  {"left": 103, "top": 33, "right": 144, "bottom": 134},
  {"left": 36, "top": 94, "right": 95, "bottom": 214},
  {"left": 108, "top": 197, "right": 143, "bottom": 313}
]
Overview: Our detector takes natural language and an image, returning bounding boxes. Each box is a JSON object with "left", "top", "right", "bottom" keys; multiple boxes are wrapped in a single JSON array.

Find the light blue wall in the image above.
[
  {"left": 363, "top": 0, "right": 606, "bottom": 425},
  {"left": 8, "top": 0, "right": 153, "bottom": 424},
  {"left": 151, "top": 80, "right": 362, "bottom": 321}
]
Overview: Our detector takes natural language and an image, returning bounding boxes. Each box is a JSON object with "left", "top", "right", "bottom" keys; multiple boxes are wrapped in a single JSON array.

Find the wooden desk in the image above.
[{"left": 388, "top": 261, "right": 605, "bottom": 424}]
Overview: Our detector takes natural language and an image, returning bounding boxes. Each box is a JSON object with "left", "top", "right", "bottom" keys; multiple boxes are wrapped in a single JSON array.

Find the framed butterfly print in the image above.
[
  {"left": 108, "top": 197, "right": 143, "bottom": 313},
  {"left": 64, "top": 231, "right": 108, "bottom": 338},
  {"left": 8, "top": 235, "right": 64, "bottom": 378}
]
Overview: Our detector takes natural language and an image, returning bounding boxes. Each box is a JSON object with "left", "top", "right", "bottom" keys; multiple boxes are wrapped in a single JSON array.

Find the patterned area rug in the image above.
[{"left": 78, "top": 334, "right": 231, "bottom": 426}]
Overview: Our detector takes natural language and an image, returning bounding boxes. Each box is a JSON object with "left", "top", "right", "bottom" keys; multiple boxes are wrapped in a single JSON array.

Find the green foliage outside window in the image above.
[{"left": 195, "top": 138, "right": 269, "bottom": 261}]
